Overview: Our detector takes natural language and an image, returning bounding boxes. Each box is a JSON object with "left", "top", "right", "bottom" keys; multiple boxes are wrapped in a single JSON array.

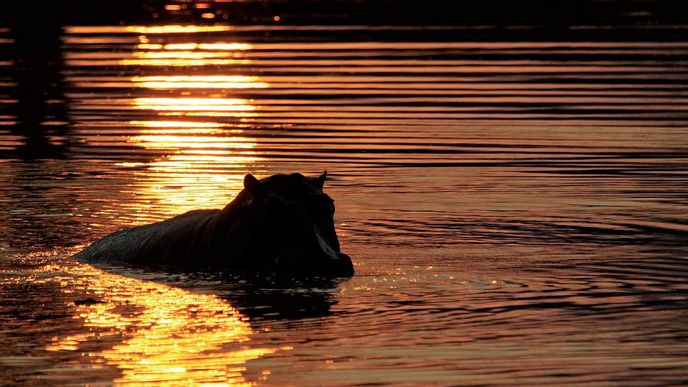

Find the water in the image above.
[{"left": 1, "top": 1, "right": 688, "bottom": 385}]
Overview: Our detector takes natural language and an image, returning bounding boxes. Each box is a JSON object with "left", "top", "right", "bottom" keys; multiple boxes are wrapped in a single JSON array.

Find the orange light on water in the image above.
[
  {"left": 126, "top": 116, "right": 261, "bottom": 214},
  {"left": 133, "top": 75, "right": 268, "bottom": 89},
  {"left": 129, "top": 120, "right": 224, "bottom": 129},
  {"left": 122, "top": 58, "right": 249, "bottom": 66},
  {"left": 165, "top": 43, "right": 201, "bottom": 51},
  {"left": 41, "top": 262, "right": 284, "bottom": 385},
  {"left": 136, "top": 43, "right": 163, "bottom": 50},
  {"left": 198, "top": 43, "right": 253, "bottom": 51},
  {"left": 132, "top": 135, "right": 256, "bottom": 150},
  {"left": 134, "top": 98, "right": 257, "bottom": 115},
  {"left": 125, "top": 153, "right": 260, "bottom": 216},
  {"left": 125, "top": 25, "right": 233, "bottom": 34},
  {"left": 135, "top": 42, "right": 252, "bottom": 52},
  {"left": 133, "top": 51, "right": 240, "bottom": 59},
  {"left": 124, "top": 38, "right": 254, "bottom": 66},
  {"left": 122, "top": 30, "right": 265, "bottom": 215},
  {"left": 124, "top": 50, "right": 251, "bottom": 67}
]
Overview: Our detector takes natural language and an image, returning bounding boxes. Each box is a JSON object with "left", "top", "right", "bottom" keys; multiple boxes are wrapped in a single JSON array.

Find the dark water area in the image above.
[{"left": 1, "top": 0, "right": 688, "bottom": 385}]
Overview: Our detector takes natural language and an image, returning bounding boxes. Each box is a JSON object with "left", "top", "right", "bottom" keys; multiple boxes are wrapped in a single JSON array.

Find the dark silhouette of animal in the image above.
[{"left": 75, "top": 172, "right": 354, "bottom": 277}]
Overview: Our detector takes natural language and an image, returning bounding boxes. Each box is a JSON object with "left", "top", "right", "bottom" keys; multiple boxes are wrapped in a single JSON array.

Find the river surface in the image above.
[{"left": 1, "top": 1, "right": 688, "bottom": 385}]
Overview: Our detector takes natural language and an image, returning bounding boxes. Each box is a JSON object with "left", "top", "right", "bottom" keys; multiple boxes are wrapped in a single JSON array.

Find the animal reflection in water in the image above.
[{"left": 75, "top": 173, "right": 354, "bottom": 277}]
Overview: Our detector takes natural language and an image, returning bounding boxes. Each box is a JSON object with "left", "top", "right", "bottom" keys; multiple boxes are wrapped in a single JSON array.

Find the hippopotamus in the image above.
[{"left": 74, "top": 172, "right": 354, "bottom": 277}]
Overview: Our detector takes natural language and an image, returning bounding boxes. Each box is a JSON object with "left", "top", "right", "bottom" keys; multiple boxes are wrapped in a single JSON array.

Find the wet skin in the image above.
[{"left": 74, "top": 173, "right": 354, "bottom": 277}]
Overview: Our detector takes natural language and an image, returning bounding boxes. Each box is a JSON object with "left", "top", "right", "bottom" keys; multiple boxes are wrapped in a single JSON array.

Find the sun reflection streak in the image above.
[
  {"left": 133, "top": 51, "right": 242, "bottom": 58},
  {"left": 122, "top": 58, "right": 250, "bottom": 67},
  {"left": 23, "top": 25, "right": 279, "bottom": 384},
  {"left": 134, "top": 98, "right": 257, "bottom": 115},
  {"left": 133, "top": 135, "right": 256, "bottom": 149},
  {"left": 126, "top": 119, "right": 261, "bottom": 217},
  {"left": 133, "top": 76, "right": 269, "bottom": 89},
  {"left": 123, "top": 41, "right": 254, "bottom": 66},
  {"left": 129, "top": 120, "right": 224, "bottom": 129},
  {"left": 136, "top": 156, "right": 257, "bottom": 216},
  {"left": 40, "top": 261, "right": 285, "bottom": 385},
  {"left": 125, "top": 25, "right": 233, "bottom": 34},
  {"left": 119, "top": 26, "right": 266, "bottom": 220}
]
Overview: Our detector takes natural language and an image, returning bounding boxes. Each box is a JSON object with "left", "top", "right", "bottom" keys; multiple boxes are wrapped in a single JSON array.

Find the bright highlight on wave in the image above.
[
  {"left": 121, "top": 33, "right": 253, "bottom": 66},
  {"left": 131, "top": 51, "right": 242, "bottom": 59},
  {"left": 126, "top": 25, "right": 233, "bottom": 34},
  {"left": 67, "top": 25, "right": 233, "bottom": 34},
  {"left": 129, "top": 120, "right": 224, "bottom": 129},
  {"left": 137, "top": 42, "right": 253, "bottom": 51},
  {"left": 133, "top": 76, "right": 268, "bottom": 89},
  {"left": 132, "top": 135, "right": 256, "bottom": 150},
  {"left": 133, "top": 98, "right": 257, "bottom": 117},
  {"left": 122, "top": 57, "right": 250, "bottom": 66}
]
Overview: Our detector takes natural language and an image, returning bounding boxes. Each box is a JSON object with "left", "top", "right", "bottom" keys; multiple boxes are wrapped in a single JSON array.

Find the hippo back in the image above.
[{"left": 74, "top": 209, "right": 220, "bottom": 266}]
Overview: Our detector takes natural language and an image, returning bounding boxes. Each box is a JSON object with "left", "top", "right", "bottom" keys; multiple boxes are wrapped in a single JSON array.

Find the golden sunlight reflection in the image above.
[
  {"left": 125, "top": 25, "right": 233, "bottom": 34},
  {"left": 134, "top": 98, "right": 257, "bottom": 116},
  {"left": 133, "top": 76, "right": 268, "bottom": 89},
  {"left": 133, "top": 135, "right": 255, "bottom": 149},
  {"left": 125, "top": 121, "right": 261, "bottom": 217},
  {"left": 123, "top": 40, "right": 253, "bottom": 66},
  {"left": 120, "top": 33, "right": 267, "bottom": 218},
  {"left": 129, "top": 120, "right": 224, "bottom": 129},
  {"left": 122, "top": 58, "right": 250, "bottom": 67},
  {"left": 41, "top": 261, "right": 285, "bottom": 385}
]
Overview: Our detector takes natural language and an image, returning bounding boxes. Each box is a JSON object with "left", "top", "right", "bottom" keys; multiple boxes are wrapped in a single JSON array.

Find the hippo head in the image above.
[{"left": 227, "top": 172, "right": 354, "bottom": 277}]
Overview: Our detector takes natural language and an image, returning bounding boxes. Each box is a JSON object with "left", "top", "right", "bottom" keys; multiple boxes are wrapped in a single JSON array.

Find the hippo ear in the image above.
[
  {"left": 243, "top": 173, "right": 262, "bottom": 194},
  {"left": 316, "top": 171, "right": 327, "bottom": 190}
]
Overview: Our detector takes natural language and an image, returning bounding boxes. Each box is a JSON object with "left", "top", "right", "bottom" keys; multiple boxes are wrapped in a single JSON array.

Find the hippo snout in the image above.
[{"left": 332, "top": 252, "right": 354, "bottom": 277}]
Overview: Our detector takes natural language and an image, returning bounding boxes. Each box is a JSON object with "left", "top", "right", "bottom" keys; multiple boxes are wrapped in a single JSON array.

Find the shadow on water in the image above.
[
  {"left": 219, "top": 276, "right": 346, "bottom": 320},
  {"left": 6, "top": 1, "right": 70, "bottom": 159},
  {"left": 93, "top": 262, "right": 348, "bottom": 320}
]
